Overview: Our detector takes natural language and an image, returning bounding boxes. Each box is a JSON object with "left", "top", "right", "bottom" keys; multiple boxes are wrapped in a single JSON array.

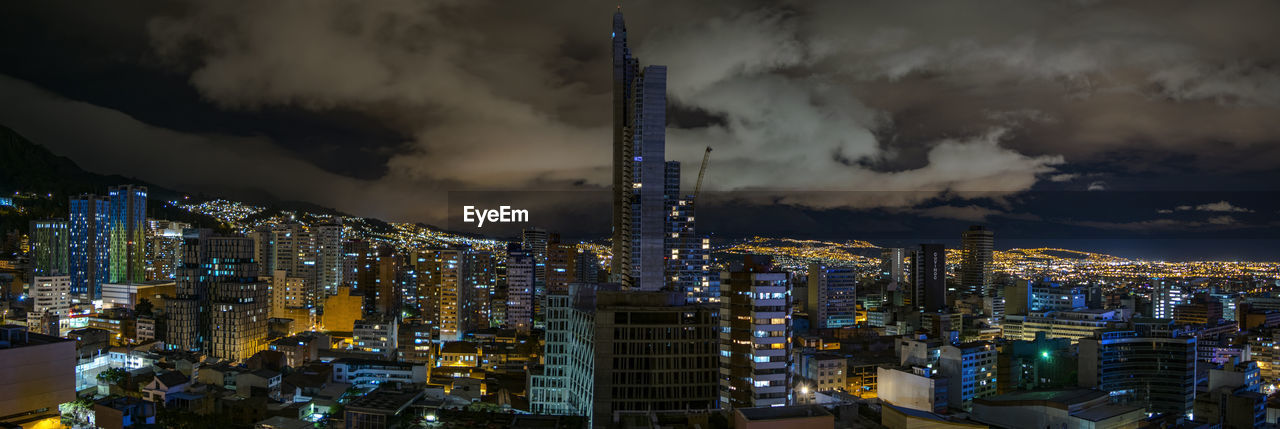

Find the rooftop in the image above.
[{"left": 735, "top": 404, "right": 832, "bottom": 421}]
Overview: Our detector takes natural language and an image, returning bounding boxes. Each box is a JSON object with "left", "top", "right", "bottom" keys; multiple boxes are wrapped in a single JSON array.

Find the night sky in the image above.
[{"left": 2, "top": 1, "right": 1279, "bottom": 260}]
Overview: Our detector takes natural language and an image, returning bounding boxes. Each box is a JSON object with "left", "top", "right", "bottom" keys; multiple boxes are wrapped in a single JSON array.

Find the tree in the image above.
[{"left": 97, "top": 368, "right": 128, "bottom": 385}]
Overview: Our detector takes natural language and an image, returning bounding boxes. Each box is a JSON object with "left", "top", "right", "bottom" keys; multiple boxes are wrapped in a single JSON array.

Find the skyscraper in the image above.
[
  {"left": 913, "top": 244, "right": 946, "bottom": 313},
  {"left": 522, "top": 228, "right": 549, "bottom": 324},
  {"left": 506, "top": 243, "right": 535, "bottom": 333},
  {"left": 144, "top": 219, "right": 188, "bottom": 281},
  {"left": 29, "top": 219, "right": 69, "bottom": 277},
  {"left": 808, "top": 264, "right": 858, "bottom": 329},
  {"left": 461, "top": 250, "right": 495, "bottom": 331},
  {"left": 315, "top": 220, "right": 344, "bottom": 296},
  {"left": 69, "top": 194, "right": 109, "bottom": 299},
  {"left": 611, "top": 10, "right": 668, "bottom": 291},
  {"left": 167, "top": 232, "right": 269, "bottom": 361},
  {"left": 107, "top": 185, "right": 147, "bottom": 284},
  {"left": 960, "top": 226, "right": 994, "bottom": 297},
  {"left": 720, "top": 256, "right": 793, "bottom": 409}
]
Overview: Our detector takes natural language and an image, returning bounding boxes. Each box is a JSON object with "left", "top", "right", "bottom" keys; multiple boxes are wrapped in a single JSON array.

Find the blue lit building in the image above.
[
  {"left": 1079, "top": 329, "right": 1196, "bottom": 418},
  {"left": 69, "top": 195, "right": 109, "bottom": 299},
  {"left": 108, "top": 185, "right": 147, "bottom": 284},
  {"left": 1029, "top": 280, "right": 1086, "bottom": 312}
]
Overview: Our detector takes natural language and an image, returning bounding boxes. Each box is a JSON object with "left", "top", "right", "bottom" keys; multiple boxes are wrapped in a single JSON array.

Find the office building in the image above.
[
  {"left": 144, "top": 219, "right": 188, "bottom": 281},
  {"left": 107, "top": 185, "right": 147, "bottom": 285},
  {"left": 807, "top": 264, "right": 857, "bottom": 329},
  {"left": 314, "top": 220, "right": 343, "bottom": 296},
  {"left": 69, "top": 194, "right": 109, "bottom": 299},
  {"left": 1003, "top": 309, "right": 1120, "bottom": 344},
  {"left": 321, "top": 286, "right": 362, "bottom": 333},
  {"left": 913, "top": 244, "right": 946, "bottom": 312},
  {"left": 1152, "top": 281, "right": 1187, "bottom": 319},
  {"left": 461, "top": 250, "right": 496, "bottom": 332},
  {"left": 1029, "top": 280, "right": 1086, "bottom": 312},
  {"left": 530, "top": 283, "right": 596, "bottom": 424},
  {"left": 1079, "top": 329, "right": 1197, "bottom": 418},
  {"left": 881, "top": 248, "right": 906, "bottom": 286},
  {"left": 593, "top": 289, "right": 719, "bottom": 426},
  {"left": 720, "top": 256, "right": 792, "bottom": 409},
  {"left": 0, "top": 325, "right": 76, "bottom": 428},
  {"left": 610, "top": 10, "right": 668, "bottom": 292},
  {"left": 959, "top": 226, "right": 994, "bottom": 297},
  {"left": 29, "top": 219, "right": 69, "bottom": 277},
  {"left": 939, "top": 342, "right": 997, "bottom": 410},
  {"left": 506, "top": 243, "right": 535, "bottom": 333},
  {"left": 575, "top": 248, "right": 599, "bottom": 284},
  {"left": 167, "top": 233, "right": 269, "bottom": 361}
]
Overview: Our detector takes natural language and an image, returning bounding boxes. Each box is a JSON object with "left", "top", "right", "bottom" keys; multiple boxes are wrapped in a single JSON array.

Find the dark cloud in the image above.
[{"left": 2, "top": 0, "right": 1280, "bottom": 231}]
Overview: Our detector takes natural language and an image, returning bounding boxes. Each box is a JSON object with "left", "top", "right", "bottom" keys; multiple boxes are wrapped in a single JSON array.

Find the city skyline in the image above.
[{"left": 3, "top": 4, "right": 1280, "bottom": 429}]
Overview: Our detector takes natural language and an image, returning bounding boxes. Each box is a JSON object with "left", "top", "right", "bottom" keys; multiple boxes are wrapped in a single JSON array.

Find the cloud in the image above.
[
  {"left": 915, "top": 205, "right": 1004, "bottom": 222},
  {"left": 1207, "top": 215, "right": 1238, "bottom": 225},
  {"left": 6, "top": 0, "right": 1280, "bottom": 226},
  {"left": 1155, "top": 209, "right": 1173, "bottom": 214},
  {"left": 1192, "top": 201, "right": 1254, "bottom": 213},
  {"left": 1166, "top": 200, "right": 1253, "bottom": 213}
]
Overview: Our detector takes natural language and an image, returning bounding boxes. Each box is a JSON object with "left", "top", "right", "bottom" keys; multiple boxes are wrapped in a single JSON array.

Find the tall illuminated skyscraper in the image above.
[
  {"left": 107, "top": 185, "right": 147, "bottom": 284},
  {"left": 69, "top": 194, "right": 109, "bottom": 299},
  {"left": 29, "top": 219, "right": 69, "bottom": 277},
  {"left": 611, "top": 10, "right": 668, "bottom": 291},
  {"left": 960, "top": 226, "right": 994, "bottom": 297}
]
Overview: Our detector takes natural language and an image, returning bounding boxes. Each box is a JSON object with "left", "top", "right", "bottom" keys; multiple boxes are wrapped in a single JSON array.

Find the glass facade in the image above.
[{"left": 69, "top": 195, "right": 109, "bottom": 298}]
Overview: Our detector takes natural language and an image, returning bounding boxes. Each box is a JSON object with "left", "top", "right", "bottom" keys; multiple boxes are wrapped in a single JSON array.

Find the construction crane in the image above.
[{"left": 694, "top": 146, "right": 712, "bottom": 201}]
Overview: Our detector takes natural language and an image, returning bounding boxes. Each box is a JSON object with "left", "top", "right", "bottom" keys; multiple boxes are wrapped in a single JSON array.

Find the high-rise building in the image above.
[
  {"left": 522, "top": 228, "right": 549, "bottom": 326},
  {"left": 611, "top": 10, "right": 668, "bottom": 292},
  {"left": 530, "top": 283, "right": 596, "bottom": 423},
  {"left": 959, "top": 226, "right": 994, "bottom": 297},
  {"left": 880, "top": 248, "right": 906, "bottom": 287},
  {"left": 807, "top": 264, "right": 857, "bottom": 329},
  {"left": 664, "top": 164, "right": 714, "bottom": 304},
  {"left": 1152, "top": 280, "right": 1187, "bottom": 319},
  {"left": 29, "top": 219, "right": 69, "bottom": 277},
  {"left": 593, "top": 288, "right": 719, "bottom": 426},
  {"left": 913, "top": 244, "right": 946, "bottom": 313},
  {"left": 144, "top": 219, "right": 188, "bottom": 281},
  {"left": 107, "top": 185, "right": 147, "bottom": 285},
  {"left": 461, "top": 250, "right": 495, "bottom": 332},
  {"left": 506, "top": 243, "right": 535, "bottom": 333},
  {"left": 314, "top": 220, "right": 344, "bottom": 296},
  {"left": 574, "top": 248, "right": 599, "bottom": 284},
  {"left": 269, "top": 223, "right": 320, "bottom": 306},
  {"left": 720, "top": 256, "right": 793, "bottom": 409},
  {"left": 167, "top": 233, "right": 268, "bottom": 361},
  {"left": 1079, "top": 329, "right": 1196, "bottom": 418},
  {"left": 69, "top": 195, "right": 109, "bottom": 299},
  {"left": 545, "top": 238, "right": 577, "bottom": 297}
]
